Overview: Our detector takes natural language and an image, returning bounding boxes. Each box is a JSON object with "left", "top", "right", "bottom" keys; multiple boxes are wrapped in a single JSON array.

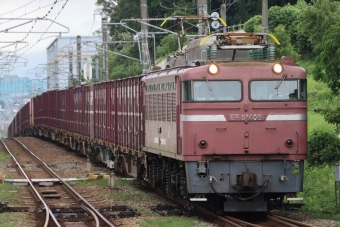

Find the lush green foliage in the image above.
[
  {"left": 307, "top": 131, "right": 340, "bottom": 165},
  {"left": 322, "top": 96, "right": 340, "bottom": 131},
  {"left": 298, "top": 0, "right": 340, "bottom": 94},
  {"left": 313, "top": 24, "right": 340, "bottom": 94},
  {"left": 271, "top": 25, "right": 299, "bottom": 60},
  {"left": 156, "top": 34, "right": 181, "bottom": 59},
  {"left": 94, "top": 0, "right": 301, "bottom": 79},
  {"left": 299, "top": 163, "right": 340, "bottom": 217},
  {"left": 243, "top": 15, "right": 262, "bottom": 32}
]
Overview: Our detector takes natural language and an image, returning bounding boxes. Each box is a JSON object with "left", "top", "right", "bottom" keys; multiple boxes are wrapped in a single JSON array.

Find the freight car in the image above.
[{"left": 8, "top": 32, "right": 307, "bottom": 212}]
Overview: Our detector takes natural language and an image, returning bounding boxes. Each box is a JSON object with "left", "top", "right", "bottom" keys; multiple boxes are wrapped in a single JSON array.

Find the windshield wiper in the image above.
[
  {"left": 203, "top": 76, "right": 212, "bottom": 91},
  {"left": 275, "top": 74, "right": 287, "bottom": 90}
]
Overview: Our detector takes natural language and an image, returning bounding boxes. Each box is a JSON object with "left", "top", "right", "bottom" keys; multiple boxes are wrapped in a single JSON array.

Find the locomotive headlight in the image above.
[
  {"left": 285, "top": 139, "right": 294, "bottom": 147},
  {"left": 199, "top": 140, "right": 208, "bottom": 148},
  {"left": 272, "top": 63, "right": 283, "bottom": 74},
  {"left": 208, "top": 63, "right": 219, "bottom": 75}
]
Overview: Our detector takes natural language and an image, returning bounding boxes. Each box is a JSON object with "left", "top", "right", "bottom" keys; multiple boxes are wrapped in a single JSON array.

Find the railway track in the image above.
[
  {"left": 0, "top": 137, "right": 317, "bottom": 226},
  {"left": 1, "top": 138, "right": 114, "bottom": 227},
  {"left": 140, "top": 181, "right": 316, "bottom": 227}
]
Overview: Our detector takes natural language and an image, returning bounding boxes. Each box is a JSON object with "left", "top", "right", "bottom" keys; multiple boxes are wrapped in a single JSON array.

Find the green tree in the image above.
[
  {"left": 308, "top": 130, "right": 340, "bottom": 166},
  {"left": 108, "top": 32, "right": 142, "bottom": 79},
  {"left": 243, "top": 15, "right": 262, "bottom": 32},
  {"left": 95, "top": 0, "right": 117, "bottom": 14},
  {"left": 271, "top": 25, "right": 299, "bottom": 60},
  {"left": 297, "top": 0, "right": 339, "bottom": 54},
  {"left": 322, "top": 96, "right": 340, "bottom": 129},
  {"left": 313, "top": 23, "right": 340, "bottom": 94},
  {"left": 156, "top": 34, "right": 180, "bottom": 58},
  {"left": 244, "top": 1, "right": 311, "bottom": 56}
]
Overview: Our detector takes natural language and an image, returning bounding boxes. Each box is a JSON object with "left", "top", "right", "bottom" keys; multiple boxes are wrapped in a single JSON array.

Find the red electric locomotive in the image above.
[{"left": 8, "top": 32, "right": 307, "bottom": 212}]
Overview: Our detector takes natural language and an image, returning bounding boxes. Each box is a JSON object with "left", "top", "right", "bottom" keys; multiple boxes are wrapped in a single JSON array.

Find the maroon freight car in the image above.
[{"left": 9, "top": 32, "right": 307, "bottom": 212}]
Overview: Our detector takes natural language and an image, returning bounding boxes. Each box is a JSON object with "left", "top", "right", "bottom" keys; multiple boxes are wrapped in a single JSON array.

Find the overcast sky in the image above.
[{"left": 0, "top": 0, "right": 102, "bottom": 79}]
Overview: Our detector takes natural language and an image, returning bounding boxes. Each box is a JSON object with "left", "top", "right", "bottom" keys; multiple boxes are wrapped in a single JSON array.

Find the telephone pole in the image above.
[
  {"left": 141, "top": 0, "right": 149, "bottom": 74},
  {"left": 220, "top": 4, "right": 226, "bottom": 33},
  {"left": 262, "top": 0, "right": 268, "bottom": 43},
  {"left": 102, "top": 16, "right": 109, "bottom": 81},
  {"left": 77, "top": 35, "right": 81, "bottom": 86},
  {"left": 68, "top": 47, "right": 73, "bottom": 87},
  {"left": 198, "top": 0, "right": 208, "bottom": 36}
]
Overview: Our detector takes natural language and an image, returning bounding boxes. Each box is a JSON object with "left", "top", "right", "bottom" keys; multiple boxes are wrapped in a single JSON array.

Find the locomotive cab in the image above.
[{"left": 179, "top": 57, "right": 307, "bottom": 212}]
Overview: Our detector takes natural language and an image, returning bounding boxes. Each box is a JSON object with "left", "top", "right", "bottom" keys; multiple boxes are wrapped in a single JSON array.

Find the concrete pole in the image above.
[
  {"left": 69, "top": 48, "right": 73, "bottom": 88},
  {"left": 198, "top": 0, "right": 208, "bottom": 36},
  {"left": 77, "top": 35, "right": 81, "bottom": 86},
  {"left": 141, "top": 0, "right": 149, "bottom": 74},
  {"left": 54, "top": 60, "right": 58, "bottom": 89},
  {"left": 220, "top": 4, "right": 226, "bottom": 33},
  {"left": 262, "top": 0, "right": 268, "bottom": 43},
  {"left": 95, "top": 58, "right": 99, "bottom": 83},
  {"left": 102, "top": 16, "right": 109, "bottom": 81}
]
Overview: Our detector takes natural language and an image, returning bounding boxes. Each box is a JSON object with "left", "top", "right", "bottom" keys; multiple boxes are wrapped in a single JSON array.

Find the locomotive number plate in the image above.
[{"left": 228, "top": 114, "right": 266, "bottom": 121}]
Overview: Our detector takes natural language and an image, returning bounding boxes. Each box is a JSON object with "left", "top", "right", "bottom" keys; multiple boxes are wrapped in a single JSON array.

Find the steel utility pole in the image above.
[
  {"left": 102, "top": 16, "right": 109, "bottom": 81},
  {"left": 54, "top": 60, "right": 59, "bottom": 89},
  {"left": 95, "top": 58, "right": 99, "bottom": 83},
  {"left": 262, "top": 0, "right": 268, "bottom": 43},
  {"left": 141, "top": 0, "right": 149, "bottom": 74},
  {"left": 198, "top": 0, "right": 208, "bottom": 36},
  {"left": 220, "top": 4, "right": 226, "bottom": 33},
  {"left": 68, "top": 47, "right": 73, "bottom": 87},
  {"left": 77, "top": 35, "right": 81, "bottom": 86}
]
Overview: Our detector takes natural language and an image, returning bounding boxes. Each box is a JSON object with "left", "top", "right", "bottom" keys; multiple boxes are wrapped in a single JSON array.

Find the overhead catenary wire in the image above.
[{"left": 0, "top": 0, "right": 70, "bottom": 76}]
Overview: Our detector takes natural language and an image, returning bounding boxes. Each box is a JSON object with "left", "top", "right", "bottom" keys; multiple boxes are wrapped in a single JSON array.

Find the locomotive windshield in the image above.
[
  {"left": 182, "top": 80, "right": 242, "bottom": 102},
  {"left": 250, "top": 79, "right": 307, "bottom": 101}
]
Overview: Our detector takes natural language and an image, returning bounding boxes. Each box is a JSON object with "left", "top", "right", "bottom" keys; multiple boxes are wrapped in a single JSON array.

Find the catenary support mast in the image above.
[
  {"left": 141, "top": 0, "right": 149, "bottom": 74},
  {"left": 262, "top": 0, "right": 268, "bottom": 43}
]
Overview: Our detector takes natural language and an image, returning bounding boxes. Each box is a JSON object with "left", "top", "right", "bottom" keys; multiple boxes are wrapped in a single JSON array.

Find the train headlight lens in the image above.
[
  {"left": 272, "top": 63, "right": 283, "bottom": 74},
  {"left": 199, "top": 140, "right": 208, "bottom": 148},
  {"left": 208, "top": 63, "right": 219, "bottom": 75},
  {"left": 285, "top": 139, "right": 294, "bottom": 147}
]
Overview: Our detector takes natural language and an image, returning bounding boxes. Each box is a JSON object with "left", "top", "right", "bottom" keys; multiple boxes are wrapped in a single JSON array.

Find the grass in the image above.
[
  {"left": 76, "top": 178, "right": 109, "bottom": 187},
  {"left": 109, "top": 187, "right": 148, "bottom": 202},
  {"left": 0, "top": 183, "right": 23, "bottom": 207},
  {"left": 0, "top": 152, "right": 11, "bottom": 162},
  {"left": 137, "top": 216, "right": 214, "bottom": 227},
  {"left": 0, "top": 213, "right": 35, "bottom": 227},
  {"left": 0, "top": 183, "right": 22, "bottom": 201},
  {"left": 297, "top": 163, "right": 340, "bottom": 221}
]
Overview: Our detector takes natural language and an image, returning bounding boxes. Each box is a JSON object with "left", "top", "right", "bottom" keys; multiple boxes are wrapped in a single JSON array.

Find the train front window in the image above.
[
  {"left": 182, "top": 80, "right": 242, "bottom": 102},
  {"left": 250, "top": 79, "right": 307, "bottom": 101}
]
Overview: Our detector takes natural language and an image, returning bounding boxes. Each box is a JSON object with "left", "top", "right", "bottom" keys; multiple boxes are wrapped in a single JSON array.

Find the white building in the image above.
[{"left": 46, "top": 36, "right": 101, "bottom": 90}]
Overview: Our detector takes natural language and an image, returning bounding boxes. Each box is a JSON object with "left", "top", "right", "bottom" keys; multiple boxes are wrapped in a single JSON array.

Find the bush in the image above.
[
  {"left": 243, "top": 15, "right": 262, "bottom": 32},
  {"left": 299, "top": 163, "right": 338, "bottom": 215},
  {"left": 308, "top": 130, "right": 340, "bottom": 166},
  {"left": 156, "top": 34, "right": 180, "bottom": 58}
]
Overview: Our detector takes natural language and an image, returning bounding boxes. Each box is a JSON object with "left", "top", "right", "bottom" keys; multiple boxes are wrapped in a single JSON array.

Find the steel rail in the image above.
[
  {"left": 267, "top": 215, "right": 300, "bottom": 227},
  {"left": 12, "top": 138, "right": 115, "bottom": 227},
  {"left": 224, "top": 215, "right": 261, "bottom": 227},
  {"left": 0, "top": 139, "right": 60, "bottom": 227},
  {"left": 82, "top": 206, "right": 100, "bottom": 227},
  {"left": 140, "top": 181, "right": 249, "bottom": 227},
  {"left": 269, "top": 214, "right": 316, "bottom": 227}
]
